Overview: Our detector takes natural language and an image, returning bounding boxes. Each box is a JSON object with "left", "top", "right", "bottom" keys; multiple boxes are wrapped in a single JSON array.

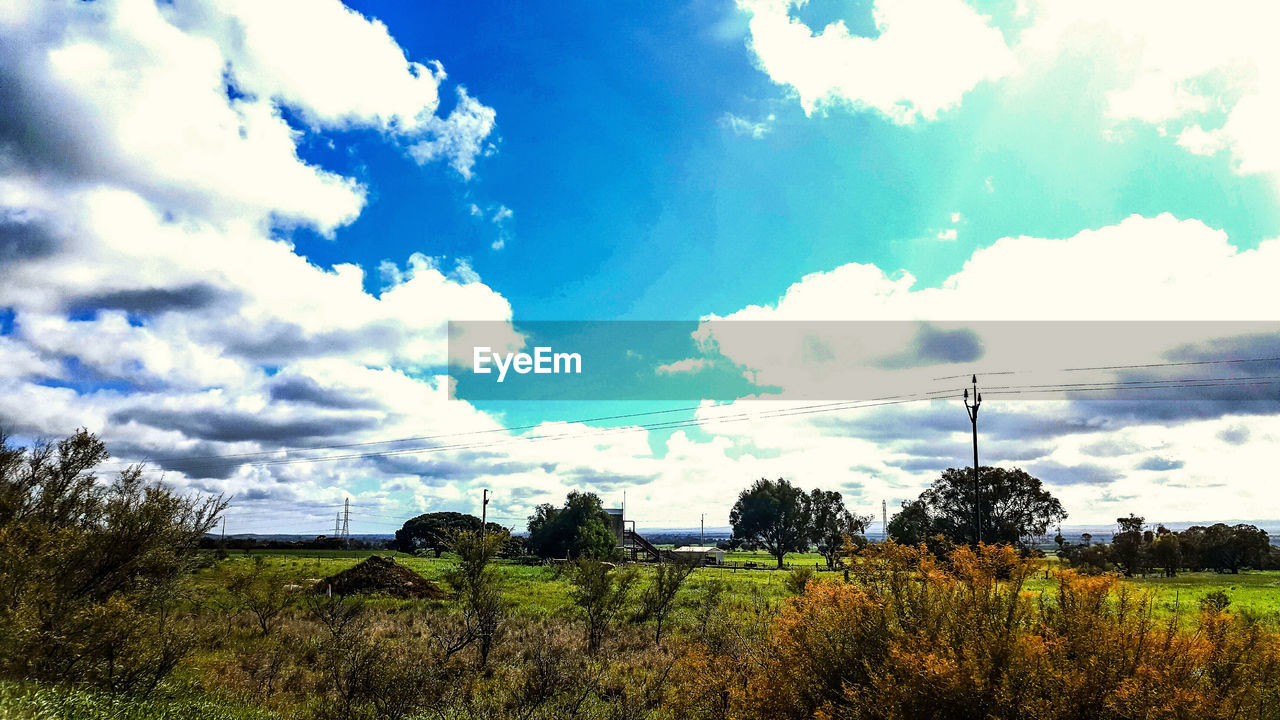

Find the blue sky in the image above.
[
  {"left": 298, "top": 0, "right": 1280, "bottom": 322},
  {"left": 5, "top": 0, "right": 1280, "bottom": 533}
]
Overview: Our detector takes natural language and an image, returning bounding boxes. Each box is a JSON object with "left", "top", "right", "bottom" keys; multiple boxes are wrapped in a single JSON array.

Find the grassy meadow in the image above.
[
  {"left": 214, "top": 548, "right": 1280, "bottom": 621},
  {"left": 6, "top": 546, "right": 1280, "bottom": 720}
]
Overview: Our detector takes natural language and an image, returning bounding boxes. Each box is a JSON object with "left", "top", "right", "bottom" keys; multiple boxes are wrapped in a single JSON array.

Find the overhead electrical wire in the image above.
[{"left": 109, "top": 359, "right": 1280, "bottom": 478}]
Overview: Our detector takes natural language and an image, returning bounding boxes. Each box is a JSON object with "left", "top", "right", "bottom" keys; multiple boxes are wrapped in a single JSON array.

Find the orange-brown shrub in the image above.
[{"left": 683, "top": 542, "right": 1280, "bottom": 720}]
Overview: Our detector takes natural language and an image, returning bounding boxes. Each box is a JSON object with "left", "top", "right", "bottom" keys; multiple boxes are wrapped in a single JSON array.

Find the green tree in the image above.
[
  {"left": 1151, "top": 526, "right": 1182, "bottom": 578},
  {"left": 1184, "top": 523, "right": 1271, "bottom": 573},
  {"left": 393, "top": 511, "right": 504, "bottom": 556},
  {"left": 636, "top": 557, "right": 697, "bottom": 645},
  {"left": 442, "top": 528, "right": 508, "bottom": 667},
  {"left": 526, "top": 490, "right": 617, "bottom": 560},
  {"left": 567, "top": 558, "right": 638, "bottom": 654},
  {"left": 227, "top": 556, "right": 297, "bottom": 636},
  {"left": 808, "top": 489, "right": 870, "bottom": 569},
  {"left": 886, "top": 499, "right": 933, "bottom": 546},
  {"left": 919, "top": 466, "right": 1066, "bottom": 547},
  {"left": 1111, "top": 514, "right": 1148, "bottom": 577},
  {"left": 730, "top": 478, "right": 811, "bottom": 569},
  {"left": 0, "top": 429, "right": 225, "bottom": 692}
]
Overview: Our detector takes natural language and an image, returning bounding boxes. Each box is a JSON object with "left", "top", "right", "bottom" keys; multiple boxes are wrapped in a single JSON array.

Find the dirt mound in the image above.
[{"left": 317, "top": 555, "right": 446, "bottom": 599}]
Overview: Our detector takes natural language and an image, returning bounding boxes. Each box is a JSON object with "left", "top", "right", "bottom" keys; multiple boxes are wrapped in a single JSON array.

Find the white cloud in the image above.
[
  {"left": 720, "top": 112, "right": 776, "bottom": 138},
  {"left": 676, "top": 214, "right": 1280, "bottom": 522},
  {"left": 737, "top": 0, "right": 1016, "bottom": 122},
  {"left": 656, "top": 358, "right": 710, "bottom": 375},
  {"left": 408, "top": 87, "right": 498, "bottom": 179},
  {"left": 0, "top": 0, "right": 519, "bottom": 531},
  {"left": 1015, "top": 1, "right": 1280, "bottom": 182}
]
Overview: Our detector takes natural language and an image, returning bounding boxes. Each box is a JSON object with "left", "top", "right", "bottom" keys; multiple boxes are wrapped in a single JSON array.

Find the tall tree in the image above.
[
  {"left": 808, "top": 489, "right": 870, "bottom": 569},
  {"left": 1111, "top": 514, "right": 1148, "bottom": 576},
  {"left": 887, "top": 499, "right": 934, "bottom": 546},
  {"left": 394, "top": 511, "right": 504, "bottom": 556},
  {"left": 730, "top": 478, "right": 811, "bottom": 569},
  {"left": 526, "top": 490, "right": 617, "bottom": 560},
  {"left": 921, "top": 466, "right": 1066, "bottom": 548}
]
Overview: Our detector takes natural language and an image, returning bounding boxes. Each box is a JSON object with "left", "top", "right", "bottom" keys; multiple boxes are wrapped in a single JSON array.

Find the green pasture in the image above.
[{"left": 203, "top": 548, "right": 1280, "bottom": 623}]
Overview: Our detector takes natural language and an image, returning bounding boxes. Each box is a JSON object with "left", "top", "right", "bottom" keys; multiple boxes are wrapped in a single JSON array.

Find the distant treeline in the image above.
[
  {"left": 1057, "top": 515, "right": 1278, "bottom": 575},
  {"left": 199, "top": 535, "right": 390, "bottom": 551}
]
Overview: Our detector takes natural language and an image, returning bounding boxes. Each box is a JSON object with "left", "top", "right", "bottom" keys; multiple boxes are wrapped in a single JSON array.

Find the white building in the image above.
[{"left": 672, "top": 545, "right": 726, "bottom": 565}]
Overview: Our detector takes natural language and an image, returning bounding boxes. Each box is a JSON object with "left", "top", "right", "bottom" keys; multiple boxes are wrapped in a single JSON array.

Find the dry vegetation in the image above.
[{"left": 4, "top": 432, "right": 1280, "bottom": 719}]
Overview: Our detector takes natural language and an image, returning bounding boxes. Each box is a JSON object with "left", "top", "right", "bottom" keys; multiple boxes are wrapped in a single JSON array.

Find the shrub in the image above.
[
  {"left": 0, "top": 430, "right": 224, "bottom": 693},
  {"left": 783, "top": 565, "right": 815, "bottom": 595}
]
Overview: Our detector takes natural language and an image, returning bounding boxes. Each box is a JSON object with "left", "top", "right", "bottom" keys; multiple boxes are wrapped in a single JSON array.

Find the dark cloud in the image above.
[
  {"left": 1027, "top": 459, "right": 1121, "bottom": 487},
  {"left": 0, "top": 219, "right": 60, "bottom": 262},
  {"left": 1080, "top": 437, "right": 1145, "bottom": 458},
  {"left": 0, "top": 56, "right": 100, "bottom": 176},
  {"left": 66, "top": 283, "right": 228, "bottom": 316},
  {"left": 368, "top": 452, "right": 553, "bottom": 482},
  {"left": 877, "top": 324, "right": 984, "bottom": 370},
  {"left": 110, "top": 406, "right": 379, "bottom": 444},
  {"left": 1217, "top": 425, "right": 1250, "bottom": 445},
  {"left": 1136, "top": 456, "right": 1183, "bottom": 471},
  {"left": 269, "top": 376, "right": 378, "bottom": 410},
  {"left": 884, "top": 456, "right": 952, "bottom": 473},
  {"left": 559, "top": 467, "right": 660, "bottom": 490},
  {"left": 220, "top": 319, "right": 407, "bottom": 363},
  {"left": 988, "top": 444, "right": 1054, "bottom": 462},
  {"left": 1163, "top": 330, "right": 1280, "bottom": 376}
]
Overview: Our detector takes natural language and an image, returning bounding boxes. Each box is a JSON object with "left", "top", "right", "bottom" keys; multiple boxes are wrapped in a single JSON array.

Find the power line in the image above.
[
  {"left": 932, "top": 353, "right": 1280, "bottom": 380},
  {"left": 119, "top": 387, "right": 965, "bottom": 474},
  {"left": 108, "top": 368, "right": 1280, "bottom": 480}
]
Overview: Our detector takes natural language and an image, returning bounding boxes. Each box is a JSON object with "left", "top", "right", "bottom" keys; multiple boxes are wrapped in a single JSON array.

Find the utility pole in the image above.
[
  {"left": 481, "top": 488, "right": 490, "bottom": 541},
  {"left": 964, "top": 374, "right": 982, "bottom": 546},
  {"left": 221, "top": 516, "right": 226, "bottom": 543},
  {"left": 882, "top": 499, "right": 887, "bottom": 541},
  {"left": 701, "top": 513, "right": 705, "bottom": 546}
]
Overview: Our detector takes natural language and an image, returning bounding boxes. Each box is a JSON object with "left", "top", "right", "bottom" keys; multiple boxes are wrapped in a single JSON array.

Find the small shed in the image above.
[{"left": 672, "top": 545, "right": 726, "bottom": 566}]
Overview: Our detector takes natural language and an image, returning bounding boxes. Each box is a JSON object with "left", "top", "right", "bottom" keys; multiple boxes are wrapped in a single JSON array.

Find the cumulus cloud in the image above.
[
  {"left": 737, "top": 0, "right": 1016, "bottom": 122},
  {"left": 1016, "top": 1, "right": 1280, "bottom": 186},
  {"left": 0, "top": 0, "right": 516, "bottom": 532}
]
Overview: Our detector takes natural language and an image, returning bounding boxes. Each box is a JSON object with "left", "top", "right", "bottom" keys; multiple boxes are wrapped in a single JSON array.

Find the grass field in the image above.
[
  {"left": 7, "top": 548, "right": 1279, "bottom": 720},
  {"left": 207, "top": 549, "right": 1280, "bottom": 622}
]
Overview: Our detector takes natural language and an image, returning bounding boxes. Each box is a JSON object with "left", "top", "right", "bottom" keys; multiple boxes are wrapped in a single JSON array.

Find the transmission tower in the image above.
[
  {"left": 334, "top": 512, "right": 340, "bottom": 537},
  {"left": 341, "top": 498, "right": 350, "bottom": 546}
]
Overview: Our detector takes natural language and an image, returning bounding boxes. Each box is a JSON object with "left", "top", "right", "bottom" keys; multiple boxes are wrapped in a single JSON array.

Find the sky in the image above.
[{"left": 3, "top": 0, "right": 1280, "bottom": 534}]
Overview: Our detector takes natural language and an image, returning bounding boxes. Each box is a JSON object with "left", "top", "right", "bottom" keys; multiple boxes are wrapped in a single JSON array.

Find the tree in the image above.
[
  {"left": 886, "top": 499, "right": 933, "bottom": 546},
  {"left": 1111, "top": 514, "right": 1148, "bottom": 577},
  {"left": 0, "top": 429, "right": 225, "bottom": 691},
  {"left": 1184, "top": 523, "right": 1271, "bottom": 573},
  {"left": 526, "top": 491, "right": 617, "bottom": 560},
  {"left": 442, "top": 528, "right": 508, "bottom": 667},
  {"left": 636, "top": 557, "right": 697, "bottom": 645},
  {"left": 567, "top": 558, "right": 638, "bottom": 654},
  {"left": 393, "top": 511, "right": 504, "bottom": 556},
  {"left": 730, "top": 478, "right": 811, "bottom": 569},
  {"left": 919, "top": 466, "right": 1066, "bottom": 548},
  {"left": 1151, "top": 527, "right": 1182, "bottom": 578},
  {"left": 808, "top": 489, "right": 870, "bottom": 569},
  {"left": 228, "top": 556, "right": 297, "bottom": 636}
]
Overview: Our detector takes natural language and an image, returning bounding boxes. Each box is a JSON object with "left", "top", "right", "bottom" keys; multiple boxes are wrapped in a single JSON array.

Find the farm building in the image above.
[{"left": 672, "top": 546, "right": 725, "bottom": 565}]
